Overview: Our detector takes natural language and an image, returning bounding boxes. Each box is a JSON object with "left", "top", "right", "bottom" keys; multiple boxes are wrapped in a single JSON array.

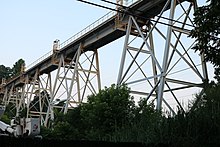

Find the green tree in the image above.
[
  {"left": 11, "top": 58, "right": 25, "bottom": 76},
  {"left": 0, "top": 58, "right": 25, "bottom": 84},
  {"left": 0, "top": 65, "right": 12, "bottom": 81},
  {"left": 111, "top": 99, "right": 162, "bottom": 143},
  {"left": 190, "top": 0, "right": 220, "bottom": 82},
  {"left": 188, "top": 1, "right": 220, "bottom": 143},
  {"left": 41, "top": 84, "right": 136, "bottom": 140},
  {"left": 80, "top": 84, "right": 135, "bottom": 140},
  {"left": 0, "top": 103, "right": 17, "bottom": 123}
]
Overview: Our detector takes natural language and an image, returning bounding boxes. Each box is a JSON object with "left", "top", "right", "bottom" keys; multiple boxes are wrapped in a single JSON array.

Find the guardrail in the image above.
[
  {"left": 25, "top": 0, "right": 140, "bottom": 71},
  {"left": 59, "top": 11, "right": 116, "bottom": 49},
  {"left": 26, "top": 50, "right": 53, "bottom": 71}
]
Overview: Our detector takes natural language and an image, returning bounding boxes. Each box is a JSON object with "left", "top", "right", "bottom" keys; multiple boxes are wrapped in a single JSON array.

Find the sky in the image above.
[
  {"left": 0, "top": 0, "right": 210, "bottom": 90},
  {"left": 0, "top": 0, "right": 108, "bottom": 66}
]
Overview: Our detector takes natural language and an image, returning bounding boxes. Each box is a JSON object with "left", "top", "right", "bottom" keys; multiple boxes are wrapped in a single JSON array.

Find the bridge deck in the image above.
[{"left": 1, "top": 0, "right": 187, "bottom": 90}]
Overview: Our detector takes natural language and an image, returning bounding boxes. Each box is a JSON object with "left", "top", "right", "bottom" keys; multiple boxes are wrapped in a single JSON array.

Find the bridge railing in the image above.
[
  {"left": 25, "top": 0, "right": 140, "bottom": 71},
  {"left": 26, "top": 51, "right": 53, "bottom": 71},
  {"left": 59, "top": 11, "right": 116, "bottom": 49}
]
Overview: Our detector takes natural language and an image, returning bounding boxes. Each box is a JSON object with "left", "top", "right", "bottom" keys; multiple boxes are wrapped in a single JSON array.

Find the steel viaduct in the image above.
[{"left": 0, "top": 0, "right": 207, "bottom": 126}]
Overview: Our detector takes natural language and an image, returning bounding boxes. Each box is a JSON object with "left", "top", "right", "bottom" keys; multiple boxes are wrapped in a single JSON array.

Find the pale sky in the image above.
[
  {"left": 0, "top": 0, "right": 209, "bottom": 88},
  {"left": 0, "top": 0, "right": 108, "bottom": 66}
]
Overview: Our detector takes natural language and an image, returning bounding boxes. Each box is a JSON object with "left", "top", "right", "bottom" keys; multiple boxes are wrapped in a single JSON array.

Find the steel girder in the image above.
[
  {"left": 0, "top": 0, "right": 208, "bottom": 127},
  {"left": 1, "top": 44, "right": 101, "bottom": 127},
  {"left": 117, "top": 0, "right": 208, "bottom": 114}
]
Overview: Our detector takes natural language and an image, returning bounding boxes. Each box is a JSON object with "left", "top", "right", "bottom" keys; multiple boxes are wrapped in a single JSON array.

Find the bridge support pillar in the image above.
[{"left": 117, "top": 0, "right": 208, "bottom": 113}]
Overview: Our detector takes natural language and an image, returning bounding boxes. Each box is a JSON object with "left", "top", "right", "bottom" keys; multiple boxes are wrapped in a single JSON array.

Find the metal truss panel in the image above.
[
  {"left": 117, "top": 0, "right": 208, "bottom": 113},
  {"left": 0, "top": 0, "right": 209, "bottom": 127}
]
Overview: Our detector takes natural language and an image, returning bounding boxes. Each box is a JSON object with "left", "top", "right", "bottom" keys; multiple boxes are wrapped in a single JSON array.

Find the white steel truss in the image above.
[
  {"left": 0, "top": 0, "right": 208, "bottom": 127},
  {"left": 117, "top": 0, "right": 208, "bottom": 114},
  {"left": 1, "top": 44, "right": 101, "bottom": 126}
]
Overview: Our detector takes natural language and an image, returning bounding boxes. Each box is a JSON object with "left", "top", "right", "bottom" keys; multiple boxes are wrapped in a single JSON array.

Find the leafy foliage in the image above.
[
  {"left": 11, "top": 59, "right": 25, "bottom": 77},
  {"left": 80, "top": 84, "right": 135, "bottom": 140},
  {"left": 40, "top": 83, "right": 220, "bottom": 146},
  {"left": 110, "top": 99, "right": 162, "bottom": 144},
  {"left": 0, "top": 58, "right": 25, "bottom": 84},
  {"left": 0, "top": 65, "right": 12, "bottom": 81},
  {"left": 41, "top": 84, "right": 137, "bottom": 140},
  {"left": 0, "top": 103, "right": 17, "bottom": 124},
  {"left": 190, "top": 0, "right": 220, "bottom": 82}
]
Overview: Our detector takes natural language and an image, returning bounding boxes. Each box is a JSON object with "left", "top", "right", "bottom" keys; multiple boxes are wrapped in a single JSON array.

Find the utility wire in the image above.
[
  {"left": 101, "top": 0, "right": 195, "bottom": 27},
  {"left": 77, "top": 0, "right": 194, "bottom": 28},
  {"left": 77, "top": 0, "right": 119, "bottom": 12},
  {"left": 101, "top": 0, "right": 127, "bottom": 8},
  {"left": 77, "top": 0, "right": 174, "bottom": 28}
]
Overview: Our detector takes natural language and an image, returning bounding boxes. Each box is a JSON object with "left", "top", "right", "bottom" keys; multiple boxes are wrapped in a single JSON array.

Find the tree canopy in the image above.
[
  {"left": 41, "top": 84, "right": 139, "bottom": 140},
  {"left": 190, "top": 0, "right": 220, "bottom": 82},
  {"left": 0, "top": 59, "right": 25, "bottom": 83},
  {"left": 40, "top": 83, "right": 220, "bottom": 145},
  {"left": 11, "top": 59, "right": 25, "bottom": 76},
  {"left": 0, "top": 65, "right": 12, "bottom": 81}
]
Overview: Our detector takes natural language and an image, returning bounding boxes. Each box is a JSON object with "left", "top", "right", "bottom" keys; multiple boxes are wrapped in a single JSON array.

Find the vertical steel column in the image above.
[
  {"left": 117, "top": 17, "right": 132, "bottom": 84},
  {"left": 16, "top": 84, "right": 26, "bottom": 117},
  {"left": 44, "top": 57, "right": 63, "bottom": 126},
  {"left": 15, "top": 87, "right": 20, "bottom": 117},
  {"left": 95, "top": 49, "right": 101, "bottom": 90},
  {"left": 76, "top": 60, "right": 81, "bottom": 103},
  {"left": 26, "top": 70, "right": 39, "bottom": 118},
  {"left": 149, "top": 24, "right": 158, "bottom": 87},
  {"left": 157, "top": 0, "right": 176, "bottom": 110},
  {"left": 44, "top": 73, "right": 53, "bottom": 127},
  {"left": 7, "top": 84, "right": 15, "bottom": 105},
  {"left": 64, "top": 44, "right": 82, "bottom": 114},
  {"left": 3, "top": 87, "right": 8, "bottom": 106}
]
